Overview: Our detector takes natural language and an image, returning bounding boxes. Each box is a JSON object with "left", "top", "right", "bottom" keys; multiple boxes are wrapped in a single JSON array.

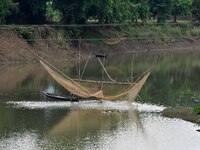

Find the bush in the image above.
[
  {"left": 18, "top": 27, "right": 37, "bottom": 45},
  {"left": 194, "top": 105, "right": 200, "bottom": 114},
  {"left": 190, "top": 27, "right": 200, "bottom": 36},
  {"left": 192, "top": 0, "right": 200, "bottom": 22}
]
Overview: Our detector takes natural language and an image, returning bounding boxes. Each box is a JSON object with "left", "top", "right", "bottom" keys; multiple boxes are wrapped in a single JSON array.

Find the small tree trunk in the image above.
[
  {"left": 157, "top": 10, "right": 160, "bottom": 23},
  {"left": 174, "top": 14, "right": 177, "bottom": 23}
]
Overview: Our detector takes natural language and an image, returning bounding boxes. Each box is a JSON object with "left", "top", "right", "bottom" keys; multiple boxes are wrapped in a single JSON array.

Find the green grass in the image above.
[
  {"left": 110, "top": 22, "right": 200, "bottom": 41},
  {"left": 6, "top": 21, "right": 200, "bottom": 47},
  {"left": 81, "top": 29, "right": 103, "bottom": 45},
  {"left": 194, "top": 105, "right": 200, "bottom": 114}
]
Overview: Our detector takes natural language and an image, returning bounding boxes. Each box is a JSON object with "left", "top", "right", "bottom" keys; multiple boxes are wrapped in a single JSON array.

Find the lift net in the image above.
[{"left": 40, "top": 59, "right": 151, "bottom": 101}]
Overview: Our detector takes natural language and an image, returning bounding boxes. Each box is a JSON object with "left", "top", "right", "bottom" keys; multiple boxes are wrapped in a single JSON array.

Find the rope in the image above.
[
  {"left": 80, "top": 52, "right": 91, "bottom": 79},
  {"left": 0, "top": 22, "right": 199, "bottom": 27},
  {"left": 133, "top": 55, "right": 160, "bottom": 83},
  {"left": 78, "top": 38, "right": 81, "bottom": 79},
  {"left": 97, "top": 57, "right": 117, "bottom": 83},
  {"left": 130, "top": 52, "right": 134, "bottom": 82},
  {"left": 26, "top": 48, "right": 73, "bottom": 81}
]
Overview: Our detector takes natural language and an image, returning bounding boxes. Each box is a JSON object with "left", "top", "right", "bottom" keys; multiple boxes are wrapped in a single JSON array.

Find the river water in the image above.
[{"left": 0, "top": 51, "right": 200, "bottom": 150}]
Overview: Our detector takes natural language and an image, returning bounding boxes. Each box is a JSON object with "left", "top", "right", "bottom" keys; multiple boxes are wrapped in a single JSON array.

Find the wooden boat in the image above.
[{"left": 43, "top": 92, "right": 80, "bottom": 102}]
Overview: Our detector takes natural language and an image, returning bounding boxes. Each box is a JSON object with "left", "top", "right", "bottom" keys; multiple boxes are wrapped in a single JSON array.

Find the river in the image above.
[{"left": 0, "top": 51, "right": 200, "bottom": 150}]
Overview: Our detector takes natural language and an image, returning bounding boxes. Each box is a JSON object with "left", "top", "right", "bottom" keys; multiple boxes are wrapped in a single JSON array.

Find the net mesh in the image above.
[{"left": 40, "top": 59, "right": 150, "bottom": 101}]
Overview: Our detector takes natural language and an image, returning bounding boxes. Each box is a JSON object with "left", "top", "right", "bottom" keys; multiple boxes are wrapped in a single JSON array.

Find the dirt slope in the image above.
[
  {"left": 0, "top": 27, "right": 200, "bottom": 64},
  {"left": 0, "top": 28, "right": 77, "bottom": 64}
]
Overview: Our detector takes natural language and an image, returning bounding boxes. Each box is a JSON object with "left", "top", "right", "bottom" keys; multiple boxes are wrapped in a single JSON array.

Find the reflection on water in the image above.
[
  {"left": 1, "top": 52, "right": 200, "bottom": 107},
  {"left": 1, "top": 51, "right": 200, "bottom": 150},
  {"left": 0, "top": 108, "right": 199, "bottom": 150},
  {"left": 0, "top": 64, "right": 46, "bottom": 91},
  {"left": 0, "top": 131, "right": 42, "bottom": 150}
]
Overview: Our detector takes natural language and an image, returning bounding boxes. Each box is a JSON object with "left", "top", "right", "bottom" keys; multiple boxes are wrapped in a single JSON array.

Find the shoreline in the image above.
[{"left": 0, "top": 25, "right": 200, "bottom": 64}]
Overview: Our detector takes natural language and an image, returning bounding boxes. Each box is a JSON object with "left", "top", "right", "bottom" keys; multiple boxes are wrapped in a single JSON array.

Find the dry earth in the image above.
[{"left": 1, "top": 27, "right": 200, "bottom": 64}]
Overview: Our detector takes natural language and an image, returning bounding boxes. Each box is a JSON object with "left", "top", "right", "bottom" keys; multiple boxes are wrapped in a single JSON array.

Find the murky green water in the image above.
[{"left": 0, "top": 51, "right": 200, "bottom": 150}]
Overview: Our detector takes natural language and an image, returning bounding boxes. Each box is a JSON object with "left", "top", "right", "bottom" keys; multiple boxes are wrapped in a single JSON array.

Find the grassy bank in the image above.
[
  {"left": 1, "top": 22, "right": 200, "bottom": 64},
  {"left": 2, "top": 22, "right": 200, "bottom": 45},
  {"left": 115, "top": 23, "right": 200, "bottom": 41}
]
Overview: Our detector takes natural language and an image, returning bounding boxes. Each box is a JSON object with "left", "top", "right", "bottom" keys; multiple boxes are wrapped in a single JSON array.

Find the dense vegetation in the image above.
[
  {"left": 0, "top": 0, "right": 199, "bottom": 24},
  {"left": 194, "top": 105, "right": 200, "bottom": 114}
]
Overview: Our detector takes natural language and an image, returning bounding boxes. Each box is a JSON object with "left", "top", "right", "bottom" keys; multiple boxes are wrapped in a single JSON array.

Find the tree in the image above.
[
  {"left": 51, "top": 0, "right": 148, "bottom": 24},
  {"left": 0, "top": 0, "right": 19, "bottom": 24},
  {"left": 149, "top": 0, "right": 173, "bottom": 23},
  {"left": 112, "top": 0, "right": 134, "bottom": 23},
  {"left": 172, "top": 0, "right": 192, "bottom": 23},
  {"left": 53, "top": 0, "right": 87, "bottom": 24},
  {"left": 93, "top": 0, "right": 142, "bottom": 24},
  {"left": 137, "top": 0, "right": 149, "bottom": 22},
  {"left": 18, "top": 0, "right": 47, "bottom": 24},
  {"left": 93, "top": 0, "right": 113, "bottom": 23},
  {"left": 0, "top": 0, "right": 10, "bottom": 23},
  {"left": 46, "top": 1, "right": 61, "bottom": 22},
  {"left": 192, "top": 0, "right": 200, "bottom": 22}
]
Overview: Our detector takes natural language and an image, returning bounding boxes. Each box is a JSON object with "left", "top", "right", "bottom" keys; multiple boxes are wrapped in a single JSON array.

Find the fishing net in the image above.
[
  {"left": 40, "top": 60, "right": 93, "bottom": 98},
  {"left": 40, "top": 59, "right": 151, "bottom": 101},
  {"left": 102, "top": 72, "right": 150, "bottom": 100}
]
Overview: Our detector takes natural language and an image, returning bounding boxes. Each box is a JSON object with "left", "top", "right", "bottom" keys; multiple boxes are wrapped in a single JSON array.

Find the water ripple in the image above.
[{"left": 6, "top": 100, "right": 166, "bottom": 112}]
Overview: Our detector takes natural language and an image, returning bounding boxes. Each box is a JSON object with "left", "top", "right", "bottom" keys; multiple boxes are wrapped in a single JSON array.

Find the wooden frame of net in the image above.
[{"left": 40, "top": 58, "right": 153, "bottom": 101}]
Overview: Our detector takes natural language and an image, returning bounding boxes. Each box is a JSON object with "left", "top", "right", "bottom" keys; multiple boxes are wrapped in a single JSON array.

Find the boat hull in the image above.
[{"left": 43, "top": 92, "right": 80, "bottom": 102}]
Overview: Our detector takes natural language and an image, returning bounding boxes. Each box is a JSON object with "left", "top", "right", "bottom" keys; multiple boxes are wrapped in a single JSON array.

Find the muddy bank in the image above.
[
  {"left": 1, "top": 26, "right": 200, "bottom": 64},
  {"left": 162, "top": 108, "right": 200, "bottom": 124},
  {"left": 0, "top": 27, "right": 78, "bottom": 65}
]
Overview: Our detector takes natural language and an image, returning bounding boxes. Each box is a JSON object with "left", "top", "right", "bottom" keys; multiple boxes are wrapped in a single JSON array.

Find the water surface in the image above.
[{"left": 0, "top": 51, "right": 200, "bottom": 150}]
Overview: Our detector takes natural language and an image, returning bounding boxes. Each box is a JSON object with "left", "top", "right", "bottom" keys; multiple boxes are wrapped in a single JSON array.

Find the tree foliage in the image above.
[
  {"left": 0, "top": 0, "right": 19, "bottom": 24},
  {"left": 52, "top": 0, "right": 87, "bottom": 24},
  {"left": 46, "top": 1, "right": 61, "bottom": 22},
  {"left": 137, "top": 0, "right": 149, "bottom": 22},
  {"left": 172, "top": 0, "right": 192, "bottom": 23},
  {"left": 149, "top": 0, "right": 173, "bottom": 23},
  {"left": 0, "top": 0, "right": 11, "bottom": 22},
  {"left": 18, "top": 0, "right": 46, "bottom": 24},
  {"left": 192, "top": 0, "right": 200, "bottom": 22},
  {"left": 0, "top": 0, "right": 198, "bottom": 24}
]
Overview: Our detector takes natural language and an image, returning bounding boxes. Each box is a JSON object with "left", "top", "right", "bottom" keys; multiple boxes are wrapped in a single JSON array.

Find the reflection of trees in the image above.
[
  {"left": 0, "top": 104, "right": 145, "bottom": 149},
  {"left": 0, "top": 108, "right": 69, "bottom": 135},
  {"left": 0, "top": 64, "right": 49, "bottom": 92},
  {"left": 51, "top": 52, "right": 200, "bottom": 107},
  {"left": 49, "top": 109, "right": 127, "bottom": 137},
  {"left": 2, "top": 52, "right": 200, "bottom": 107},
  {"left": 141, "top": 63, "right": 200, "bottom": 107},
  {"left": 68, "top": 52, "right": 200, "bottom": 108},
  {"left": 48, "top": 107, "right": 145, "bottom": 149}
]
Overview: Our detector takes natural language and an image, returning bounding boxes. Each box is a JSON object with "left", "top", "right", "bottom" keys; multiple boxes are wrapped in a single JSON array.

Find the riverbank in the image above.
[
  {"left": 0, "top": 24, "right": 200, "bottom": 64},
  {"left": 162, "top": 108, "right": 200, "bottom": 124}
]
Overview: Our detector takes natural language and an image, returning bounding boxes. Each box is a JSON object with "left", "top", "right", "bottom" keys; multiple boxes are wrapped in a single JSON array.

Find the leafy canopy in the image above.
[
  {"left": 172, "top": 0, "right": 192, "bottom": 22},
  {"left": 192, "top": 0, "right": 200, "bottom": 22}
]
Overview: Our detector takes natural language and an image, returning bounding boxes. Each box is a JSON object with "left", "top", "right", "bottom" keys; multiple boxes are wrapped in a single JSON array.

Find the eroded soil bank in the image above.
[
  {"left": 1, "top": 26, "right": 200, "bottom": 65},
  {"left": 162, "top": 108, "right": 200, "bottom": 124}
]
